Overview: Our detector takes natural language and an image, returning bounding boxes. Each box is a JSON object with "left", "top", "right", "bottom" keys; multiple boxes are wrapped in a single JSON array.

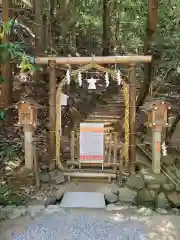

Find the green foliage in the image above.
[
  {"left": 18, "top": 55, "right": 41, "bottom": 72},
  {"left": 0, "top": 75, "right": 5, "bottom": 83},
  {"left": 69, "top": 0, "right": 180, "bottom": 85},
  {"left": 0, "top": 137, "right": 24, "bottom": 206},
  {"left": 0, "top": 19, "right": 40, "bottom": 72},
  {"left": 0, "top": 110, "right": 5, "bottom": 120},
  {"left": 0, "top": 136, "right": 23, "bottom": 162},
  {"left": 0, "top": 182, "right": 25, "bottom": 206},
  {"left": 0, "top": 20, "right": 41, "bottom": 120},
  {"left": 0, "top": 42, "right": 25, "bottom": 63},
  {"left": 0, "top": 19, "right": 15, "bottom": 39}
]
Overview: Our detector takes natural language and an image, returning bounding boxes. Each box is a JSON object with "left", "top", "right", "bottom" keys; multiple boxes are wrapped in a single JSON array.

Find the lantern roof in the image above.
[
  {"left": 15, "top": 97, "right": 43, "bottom": 109},
  {"left": 140, "top": 98, "right": 171, "bottom": 112}
]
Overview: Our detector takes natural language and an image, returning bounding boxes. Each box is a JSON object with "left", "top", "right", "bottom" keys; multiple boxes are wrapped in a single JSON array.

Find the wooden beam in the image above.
[
  {"left": 129, "top": 64, "right": 136, "bottom": 173},
  {"left": 36, "top": 56, "right": 152, "bottom": 65},
  {"left": 64, "top": 172, "right": 116, "bottom": 177},
  {"left": 63, "top": 172, "right": 116, "bottom": 180},
  {"left": 66, "top": 161, "right": 119, "bottom": 168}
]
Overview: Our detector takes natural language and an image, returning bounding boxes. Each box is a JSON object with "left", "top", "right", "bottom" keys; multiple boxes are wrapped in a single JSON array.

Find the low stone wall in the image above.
[
  {"left": 123, "top": 161, "right": 180, "bottom": 210},
  {"left": 103, "top": 154, "right": 180, "bottom": 213}
]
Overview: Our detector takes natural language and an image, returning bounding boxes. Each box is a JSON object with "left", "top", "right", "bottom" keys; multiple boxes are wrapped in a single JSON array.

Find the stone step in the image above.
[
  {"left": 83, "top": 120, "right": 108, "bottom": 124},
  {"left": 88, "top": 115, "right": 120, "bottom": 119},
  {"left": 90, "top": 112, "right": 119, "bottom": 116},
  {"left": 100, "top": 103, "right": 125, "bottom": 106},
  {"left": 85, "top": 119, "right": 119, "bottom": 123},
  {"left": 94, "top": 111, "right": 120, "bottom": 114},
  {"left": 96, "top": 106, "right": 119, "bottom": 109},
  {"left": 96, "top": 106, "right": 122, "bottom": 110},
  {"left": 90, "top": 110, "right": 119, "bottom": 114},
  {"left": 60, "top": 192, "right": 106, "bottom": 209},
  {"left": 84, "top": 120, "right": 112, "bottom": 125},
  {"left": 104, "top": 101, "right": 124, "bottom": 104},
  {"left": 100, "top": 103, "right": 124, "bottom": 106},
  {"left": 93, "top": 108, "right": 120, "bottom": 112},
  {"left": 100, "top": 103, "right": 123, "bottom": 106},
  {"left": 104, "top": 127, "right": 114, "bottom": 132},
  {"left": 105, "top": 97, "right": 124, "bottom": 101},
  {"left": 105, "top": 95, "right": 124, "bottom": 98}
]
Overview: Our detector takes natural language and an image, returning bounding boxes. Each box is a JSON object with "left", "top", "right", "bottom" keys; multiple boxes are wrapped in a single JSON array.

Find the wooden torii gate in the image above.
[{"left": 35, "top": 56, "right": 152, "bottom": 173}]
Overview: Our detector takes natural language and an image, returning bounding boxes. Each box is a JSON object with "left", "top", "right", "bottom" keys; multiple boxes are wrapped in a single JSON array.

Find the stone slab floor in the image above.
[{"left": 60, "top": 192, "right": 106, "bottom": 209}]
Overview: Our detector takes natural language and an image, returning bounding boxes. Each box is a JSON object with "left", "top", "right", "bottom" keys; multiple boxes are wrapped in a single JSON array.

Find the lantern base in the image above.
[
  {"left": 152, "top": 130, "right": 161, "bottom": 174},
  {"left": 24, "top": 125, "right": 34, "bottom": 170}
]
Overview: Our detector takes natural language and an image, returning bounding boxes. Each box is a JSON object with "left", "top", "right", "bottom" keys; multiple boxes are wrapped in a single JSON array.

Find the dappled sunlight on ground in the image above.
[
  {"left": 143, "top": 217, "right": 177, "bottom": 239},
  {"left": 109, "top": 212, "right": 178, "bottom": 239},
  {"left": 1, "top": 210, "right": 180, "bottom": 239},
  {"left": 110, "top": 213, "right": 143, "bottom": 222}
]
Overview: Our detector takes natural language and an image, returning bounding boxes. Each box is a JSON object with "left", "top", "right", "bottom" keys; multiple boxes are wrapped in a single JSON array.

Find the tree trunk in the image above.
[
  {"left": 0, "top": 0, "right": 13, "bottom": 125},
  {"left": 34, "top": 0, "right": 44, "bottom": 55},
  {"left": 53, "top": 1, "right": 71, "bottom": 23},
  {"left": 33, "top": 0, "right": 44, "bottom": 84},
  {"left": 70, "top": 25, "right": 77, "bottom": 51},
  {"left": 136, "top": 0, "right": 158, "bottom": 111},
  {"left": 102, "top": 0, "right": 111, "bottom": 56}
]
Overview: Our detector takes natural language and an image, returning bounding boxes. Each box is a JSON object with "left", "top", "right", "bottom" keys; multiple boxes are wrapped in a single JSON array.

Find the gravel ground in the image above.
[
  {"left": 0, "top": 183, "right": 179, "bottom": 239},
  {"left": 0, "top": 208, "right": 179, "bottom": 240}
]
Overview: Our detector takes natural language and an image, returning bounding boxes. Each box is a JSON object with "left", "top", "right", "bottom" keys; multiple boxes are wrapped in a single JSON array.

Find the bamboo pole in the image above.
[
  {"left": 48, "top": 60, "right": 56, "bottom": 170},
  {"left": 36, "top": 56, "right": 152, "bottom": 65}
]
